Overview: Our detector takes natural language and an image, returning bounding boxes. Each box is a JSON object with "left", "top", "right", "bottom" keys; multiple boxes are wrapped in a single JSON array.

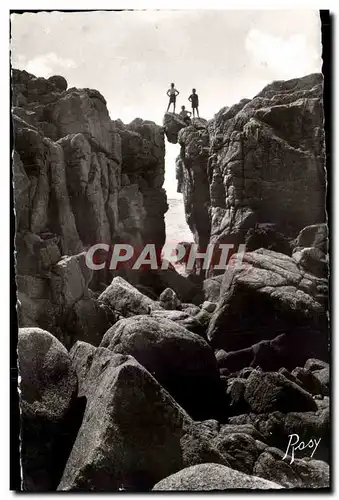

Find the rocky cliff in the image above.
[
  {"left": 164, "top": 73, "right": 326, "bottom": 260},
  {"left": 14, "top": 70, "right": 330, "bottom": 492},
  {"left": 12, "top": 69, "right": 168, "bottom": 344}
]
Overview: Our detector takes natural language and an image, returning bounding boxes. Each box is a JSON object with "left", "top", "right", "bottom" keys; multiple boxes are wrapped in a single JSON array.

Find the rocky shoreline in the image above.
[{"left": 13, "top": 69, "right": 329, "bottom": 491}]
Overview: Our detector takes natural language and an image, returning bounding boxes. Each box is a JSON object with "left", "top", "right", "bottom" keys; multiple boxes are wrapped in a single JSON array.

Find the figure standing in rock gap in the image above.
[{"left": 188, "top": 88, "right": 199, "bottom": 118}]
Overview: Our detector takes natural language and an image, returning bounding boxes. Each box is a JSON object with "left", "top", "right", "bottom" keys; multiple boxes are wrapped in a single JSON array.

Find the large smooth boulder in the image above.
[
  {"left": 58, "top": 350, "right": 227, "bottom": 491},
  {"left": 98, "top": 277, "right": 162, "bottom": 316},
  {"left": 18, "top": 328, "right": 80, "bottom": 491},
  {"left": 100, "top": 315, "right": 227, "bottom": 421},
  {"left": 152, "top": 463, "right": 282, "bottom": 490},
  {"left": 208, "top": 249, "right": 328, "bottom": 364}
]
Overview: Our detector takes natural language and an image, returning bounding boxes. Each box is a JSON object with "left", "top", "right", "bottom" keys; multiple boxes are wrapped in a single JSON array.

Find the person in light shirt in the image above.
[{"left": 166, "top": 82, "right": 180, "bottom": 113}]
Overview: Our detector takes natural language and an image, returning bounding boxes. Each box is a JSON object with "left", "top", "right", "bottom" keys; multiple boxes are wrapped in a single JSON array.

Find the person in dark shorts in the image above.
[
  {"left": 188, "top": 88, "right": 199, "bottom": 118},
  {"left": 179, "top": 105, "right": 192, "bottom": 125},
  {"left": 166, "top": 83, "right": 180, "bottom": 113}
]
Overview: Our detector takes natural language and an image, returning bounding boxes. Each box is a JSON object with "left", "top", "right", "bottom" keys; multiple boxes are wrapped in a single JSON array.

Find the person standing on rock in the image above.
[
  {"left": 179, "top": 105, "right": 192, "bottom": 125},
  {"left": 188, "top": 88, "right": 199, "bottom": 118},
  {"left": 166, "top": 83, "right": 180, "bottom": 113}
]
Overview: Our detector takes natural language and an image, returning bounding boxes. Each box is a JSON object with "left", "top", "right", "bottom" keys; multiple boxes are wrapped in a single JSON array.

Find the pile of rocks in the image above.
[
  {"left": 18, "top": 321, "right": 330, "bottom": 491},
  {"left": 17, "top": 248, "right": 330, "bottom": 491},
  {"left": 13, "top": 70, "right": 329, "bottom": 491}
]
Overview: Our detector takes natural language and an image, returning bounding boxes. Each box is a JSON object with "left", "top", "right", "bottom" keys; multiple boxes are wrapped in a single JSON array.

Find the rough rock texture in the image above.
[
  {"left": 176, "top": 119, "right": 211, "bottom": 250},
  {"left": 159, "top": 287, "right": 181, "bottom": 310},
  {"left": 150, "top": 305, "right": 212, "bottom": 338},
  {"left": 305, "top": 358, "right": 329, "bottom": 372},
  {"left": 244, "top": 370, "right": 317, "bottom": 414},
  {"left": 292, "top": 223, "right": 328, "bottom": 278},
  {"left": 202, "top": 275, "right": 223, "bottom": 301},
  {"left": 202, "top": 300, "right": 217, "bottom": 312},
  {"left": 244, "top": 223, "right": 292, "bottom": 255},
  {"left": 225, "top": 378, "right": 250, "bottom": 416},
  {"left": 208, "top": 248, "right": 328, "bottom": 367},
  {"left": 100, "top": 315, "right": 228, "bottom": 421},
  {"left": 221, "top": 368, "right": 320, "bottom": 418},
  {"left": 253, "top": 447, "right": 330, "bottom": 489},
  {"left": 291, "top": 366, "right": 329, "bottom": 396},
  {"left": 152, "top": 463, "right": 282, "bottom": 490},
  {"left": 313, "top": 367, "right": 330, "bottom": 388},
  {"left": 18, "top": 328, "right": 82, "bottom": 491},
  {"left": 229, "top": 406, "right": 329, "bottom": 463},
  {"left": 154, "top": 266, "right": 201, "bottom": 302},
  {"left": 98, "top": 276, "right": 162, "bottom": 316},
  {"left": 163, "top": 112, "right": 187, "bottom": 144},
  {"left": 14, "top": 69, "right": 330, "bottom": 492},
  {"left": 12, "top": 69, "right": 167, "bottom": 342},
  {"left": 69, "top": 341, "right": 97, "bottom": 397},
  {"left": 215, "top": 334, "right": 295, "bottom": 373},
  {"left": 115, "top": 118, "right": 167, "bottom": 247},
  {"left": 164, "top": 74, "right": 326, "bottom": 258},
  {"left": 211, "top": 431, "right": 260, "bottom": 475},
  {"left": 58, "top": 350, "right": 228, "bottom": 491}
]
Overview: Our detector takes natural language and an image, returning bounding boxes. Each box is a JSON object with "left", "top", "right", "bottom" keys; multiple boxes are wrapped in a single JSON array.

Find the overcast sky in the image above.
[{"left": 11, "top": 10, "right": 322, "bottom": 198}]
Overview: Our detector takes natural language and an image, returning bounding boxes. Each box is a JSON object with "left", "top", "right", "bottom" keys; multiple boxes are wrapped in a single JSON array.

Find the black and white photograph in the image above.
[{"left": 9, "top": 7, "right": 331, "bottom": 492}]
